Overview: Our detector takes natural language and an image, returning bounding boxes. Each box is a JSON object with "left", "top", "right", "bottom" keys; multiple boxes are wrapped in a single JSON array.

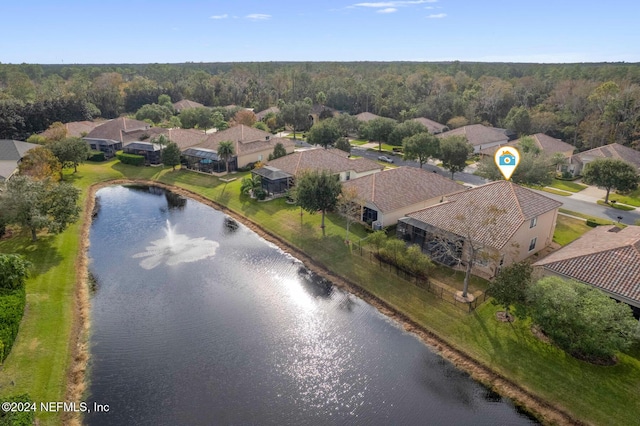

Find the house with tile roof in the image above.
[
  {"left": 122, "top": 128, "right": 207, "bottom": 150},
  {"left": 189, "top": 125, "right": 294, "bottom": 171},
  {"left": 437, "top": 124, "right": 509, "bottom": 153},
  {"left": 534, "top": 225, "right": 640, "bottom": 315},
  {"left": 255, "top": 106, "right": 280, "bottom": 121},
  {"left": 172, "top": 99, "right": 204, "bottom": 113},
  {"left": 254, "top": 148, "right": 383, "bottom": 196},
  {"left": 343, "top": 166, "right": 465, "bottom": 228},
  {"left": 409, "top": 117, "right": 448, "bottom": 134},
  {"left": 398, "top": 180, "right": 562, "bottom": 277},
  {"left": 84, "top": 117, "right": 150, "bottom": 158},
  {"left": 479, "top": 133, "right": 575, "bottom": 159},
  {"left": 0, "top": 139, "right": 39, "bottom": 181},
  {"left": 564, "top": 143, "right": 640, "bottom": 177}
]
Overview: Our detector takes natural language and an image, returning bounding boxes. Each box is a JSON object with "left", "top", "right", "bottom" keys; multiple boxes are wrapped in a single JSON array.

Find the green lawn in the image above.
[
  {"left": 549, "top": 179, "right": 588, "bottom": 193},
  {"left": 553, "top": 215, "right": 592, "bottom": 246},
  {"left": 607, "top": 188, "right": 640, "bottom": 207},
  {"left": 558, "top": 208, "right": 618, "bottom": 225},
  {"left": 596, "top": 200, "right": 636, "bottom": 211},
  {"left": 2, "top": 161, "right": 640, "bottom": 425},
  {"left": 350, "top": 139, "right": 368, "bottom": 146}
]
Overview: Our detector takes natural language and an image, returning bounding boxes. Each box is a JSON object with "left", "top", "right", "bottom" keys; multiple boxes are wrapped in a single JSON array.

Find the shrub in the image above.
[
  {"left": 586, "top": 219, "right": 599, "bottom": 227},
  {"left": 0, "top": 393, "right": 35, "bottom": 425},
  {"left": 0, "top": 287, "right": 26, "bottom": 362},
  {"left": 116, "top": 152, "right": 145, "bottom": 166},
  {"left": 88, "top": 150, "right": 105, "bottom": 162},
  {"left": 254, "top": 187, "right": 267, "bottom": 200}
]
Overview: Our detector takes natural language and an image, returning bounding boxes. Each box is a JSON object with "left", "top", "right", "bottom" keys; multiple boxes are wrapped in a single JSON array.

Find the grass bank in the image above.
[
  {"left": 596, "top": 200, "right": 635, "bottom": 211},
  {"left": 2, "top": 160, "right": 640, "bottom": 425}
]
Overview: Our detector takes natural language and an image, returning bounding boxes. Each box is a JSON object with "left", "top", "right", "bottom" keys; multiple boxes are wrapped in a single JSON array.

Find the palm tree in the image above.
[
  {"left": 240, "top": 175, "right": 261, "bottom": 196},
  {"left": 217, "top": 140, "right": 235, "bottom": 173}
]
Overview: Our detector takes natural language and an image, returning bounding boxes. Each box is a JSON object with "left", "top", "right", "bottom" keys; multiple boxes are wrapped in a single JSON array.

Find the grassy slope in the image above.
[
  {"left": 1, "top": 160, "right": 639, "bottom": 425},
  {"left": 549, "top": 179, "right": 588, "bottom": 193},
  {"left": 553, "top": 215, "right": 592, "bottom": 246}
]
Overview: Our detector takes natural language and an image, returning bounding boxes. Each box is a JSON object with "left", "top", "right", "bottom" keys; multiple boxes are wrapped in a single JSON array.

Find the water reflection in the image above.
[
  {"left": 132, "top": 219, "right": 219, "bottom": 270},
  {"left": 87, "top": 186, "right": 538, "bottom": 426}
]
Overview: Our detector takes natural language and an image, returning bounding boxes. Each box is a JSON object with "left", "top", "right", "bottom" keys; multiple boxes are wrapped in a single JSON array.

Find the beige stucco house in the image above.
[
  {"left": 191, "top": 125, "right": 295, "bottom": 170},
  {"left": 343, "top": 166, "right": 465, "bottom": 228},
  {"left": 398, "top": 181, "right": 562, "bottom": 278},
  {"left": 563, "top": 143, "right": 640, "bottom": 177}
]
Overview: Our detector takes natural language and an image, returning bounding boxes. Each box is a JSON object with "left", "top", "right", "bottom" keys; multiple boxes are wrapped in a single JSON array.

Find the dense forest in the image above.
[{"left": 1, "top": 61, "right": 640, "bottom": 150}]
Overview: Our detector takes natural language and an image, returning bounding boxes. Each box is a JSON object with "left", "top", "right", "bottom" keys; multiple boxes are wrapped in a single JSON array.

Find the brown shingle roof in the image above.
[
  {"left": 172, "top": 99, "right": 204, "bottom": 112},
  {"left": 410, "top": 117, "right": 448, "bottom": 134},
  {"left": 407, "top": 181, "right": 562, "bottom": 249},
  {"left": 85, "top": 117, "right": 150, "bottom": 142},
  {"left": 534, "top": 225, "right": 640, "bottom": 305},
  {"left": 355, "top": 112, "right": 381, "bottom": 122},
  {"left": 571, "top": 143, "right": 640, "bottom": 169},
  {"left": 64, "top": 121, "right": 103, "bottom": 138},
  {"left": 530, "top": 133, "right": 575, "bottom": 155},
  {"left": 266, "top": 148, "right": 383, "bottom": 176},
  {"left": 255, "top": 106, "right": 280, "bottom": 121},
  {"left": 343, "top": 167, "right": 465, "bottom": 213},
  {"left": 437, "top": 124, "right": 508, "bottom": 147}
]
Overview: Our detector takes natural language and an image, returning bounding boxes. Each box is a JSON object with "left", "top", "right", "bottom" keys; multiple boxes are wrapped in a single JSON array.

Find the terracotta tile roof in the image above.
[
  {"left": 410, "top": 117, "right": 448, "bottom": 134},
  {"left": 192, "top": 125, "right": 294, "bottom": 156},
  {"left": 437, "top": 124, "right": 508, "bottom": 147},
  {"left": 255, "top": 106, "right": 280, "bottom": 121},
  {"left": 534, "top": 225, "right": 640, "bottom": 305},
  {"left": 122, "top": 128, "right": 207, "bottom": 150},
  {"left": 85, "top": 117, "right": 150, "bottom": 142},
  {"left": 266, "top": 148, "right": 383, "bottom": 176},
  {"left": 407, "top": 181, "right": 562, "bottom": 249},
  {"left": 343, "top": 167, "right": 465, "bottom": 213},
  {"left": 571, "top": 143, "right": 640, "bottom": 169},
  {"left": 355, "top": 112, "right": 381, "bottom": 122},
  {"left": 172, "top": 99, "right": 204, "bottom": 112}
]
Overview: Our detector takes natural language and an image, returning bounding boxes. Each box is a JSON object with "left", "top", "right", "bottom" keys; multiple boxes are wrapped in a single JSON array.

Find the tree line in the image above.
[{"left": 2, "top": 62, "right": 640, "bottom": 151}]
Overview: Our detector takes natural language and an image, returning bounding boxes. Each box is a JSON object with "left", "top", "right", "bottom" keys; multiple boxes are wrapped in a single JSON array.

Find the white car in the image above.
[{"left": 378, "top": 155, "right": 394, "bottom": 163}]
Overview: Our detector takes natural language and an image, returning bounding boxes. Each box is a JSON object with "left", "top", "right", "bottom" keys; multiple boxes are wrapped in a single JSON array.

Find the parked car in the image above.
[{"left": 378, "top": 155, "right": 394, "bottom": 163}]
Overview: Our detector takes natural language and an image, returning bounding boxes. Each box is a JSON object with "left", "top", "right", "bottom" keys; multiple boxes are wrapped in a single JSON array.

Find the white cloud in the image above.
[
  {"left": 353, "top": 0, "right": 436, "bottom": 8},
  {"left": 378, "top": 7, "right": 397, "bottom": 13},
  {"left": 246, "top": 13, "right": 271, "bottom": 21},
  {"left": 427, "top": 13, "right": 447, "bottom": 18},
  {"left": 210, "top": 14, "right": 228, "bottom": 19}
]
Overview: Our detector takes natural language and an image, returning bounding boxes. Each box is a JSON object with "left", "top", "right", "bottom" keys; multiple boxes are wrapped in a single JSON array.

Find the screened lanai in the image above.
[{"left": 181, "top": 147, "right": 236, "bottom": 174}]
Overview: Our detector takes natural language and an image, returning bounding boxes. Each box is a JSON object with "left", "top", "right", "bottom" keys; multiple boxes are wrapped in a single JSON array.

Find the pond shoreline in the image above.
[{"left": 69, "top": 179, "right": 581, "bottom": 426}]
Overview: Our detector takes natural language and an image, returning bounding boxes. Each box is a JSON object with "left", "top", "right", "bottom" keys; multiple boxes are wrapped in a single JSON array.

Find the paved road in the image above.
[
  {"left": 352, "top": 146, "right": 640, "bottom": 225},
  {"left": 530, "top": 189, "right": 640, "bottom": 225},
  {"left": 351, "top": 147, "right": 490, "bottom": 186}
]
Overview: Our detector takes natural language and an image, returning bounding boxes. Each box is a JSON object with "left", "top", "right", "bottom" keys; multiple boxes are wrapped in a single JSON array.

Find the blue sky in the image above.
[{"left": 2, "top": 0, "right": 639, "bottom": 64}]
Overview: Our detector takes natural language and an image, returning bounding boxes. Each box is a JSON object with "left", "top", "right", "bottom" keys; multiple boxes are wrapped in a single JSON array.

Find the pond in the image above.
[{"left": 85, "top": 185, "right": 537, "bottom": 425}]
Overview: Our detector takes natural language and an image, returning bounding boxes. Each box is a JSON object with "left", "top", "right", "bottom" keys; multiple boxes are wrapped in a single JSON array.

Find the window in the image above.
[
  {"left": 530, "top": 217, "right": 537, "bottom": 228},
  {"left": 528, "top": 237, "right": 537, "bottom": 251}
]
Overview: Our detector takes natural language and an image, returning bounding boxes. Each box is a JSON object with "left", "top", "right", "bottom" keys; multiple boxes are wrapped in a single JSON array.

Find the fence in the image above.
[{"left": 352, "top": 239, "right": 488, "bottom": 313}]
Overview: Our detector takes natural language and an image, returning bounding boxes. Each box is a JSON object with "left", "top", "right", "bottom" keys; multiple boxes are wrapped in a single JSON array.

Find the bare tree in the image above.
[
  {"left": 419, "top": 202, "right": 513, "bottom": 300},
  {"left": 336, "top": 187, "right": 364, "bottom": 244}
]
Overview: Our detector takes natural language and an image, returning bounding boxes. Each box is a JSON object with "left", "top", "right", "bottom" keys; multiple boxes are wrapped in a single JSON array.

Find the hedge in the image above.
[
  {"left": 0, "top": 394, "right": 35, "bottom": 426},
  {"left": 116, "top": 152, "right": 145, "bottom": 166},
  {"left": 0, "top": 287, "right": 26, "bottom": 362},
  {"left": 88, "top": 150, "right": 105, "bottom": 162}
]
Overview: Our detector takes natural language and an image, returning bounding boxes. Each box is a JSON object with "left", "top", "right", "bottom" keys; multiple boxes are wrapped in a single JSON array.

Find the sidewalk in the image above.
[{"left": 544, "top": 184, "right": 637, "bottom": 211}]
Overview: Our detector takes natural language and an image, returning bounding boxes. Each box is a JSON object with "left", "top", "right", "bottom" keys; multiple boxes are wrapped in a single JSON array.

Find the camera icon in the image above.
[{"left": 498, "top": 153, "right": 516, "bottom": 166}]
